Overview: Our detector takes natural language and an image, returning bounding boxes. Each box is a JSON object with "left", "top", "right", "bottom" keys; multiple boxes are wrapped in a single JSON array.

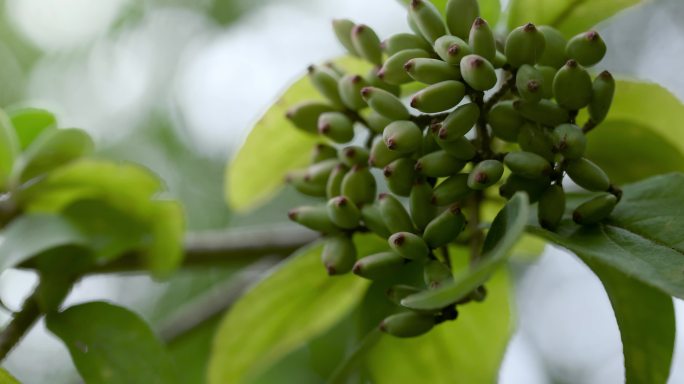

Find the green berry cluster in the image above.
[{"left": 286, "top": 0, "right": 619, "bottom": 338}]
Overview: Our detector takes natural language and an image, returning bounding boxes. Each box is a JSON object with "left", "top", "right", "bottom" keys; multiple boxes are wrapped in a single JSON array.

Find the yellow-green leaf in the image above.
[
  {"left": 0, "top": 108, "right": 19, "bottom": 190},
  {"left": 208, "top": 234, "right": 384, "bottom": 384},
  {"left": 507, "top": 0, "right": 644, "bottom": 37},
  {"left": 365, "top": 268, "right": 512, "bottom": 384},
  {"left": 225, "top": 56, "right": 370, "bottom": 212}
]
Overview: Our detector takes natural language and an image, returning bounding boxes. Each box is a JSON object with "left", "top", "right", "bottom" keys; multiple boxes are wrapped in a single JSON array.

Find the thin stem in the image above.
[
  {"left": 411, "top": 112, "right": 449, "bottom": 128},
  {"left": 159, "top": 258, "right": 279, "bottom": 343},
  {"left": 0, "top": 291, "right": 40, "bottom": 362},
  {"left": 20, "top": 226, "right": 319, "bottom": 274},
  {"left": 483, "top": 71, "right": 515, "bottom": 112},
  {"left": 467, "top": 191, "right": 485, "bottom": 264}
]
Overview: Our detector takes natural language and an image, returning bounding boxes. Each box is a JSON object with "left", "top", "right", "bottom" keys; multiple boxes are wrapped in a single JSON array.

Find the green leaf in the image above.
[
  {"left": 14, "top": 128, "right": 94, "bottom": 184},
  {"left": 0, "top": 108, "right": 19, "bottom": 190},
  {"left": 0, "top": 367, "right": 20, "bottom": 384},
  {"left": 507, "top": 0, "right": 644, "bottom": 37},
  {"left": 62, "top": 199, "right": 148, "bottom": 261},
  {"left": 584, "top": 258, "right": 675, "bottom": 384},
  {"left": 46, "top": 301, "right": 179, "bottom": 384},
  {"left": 365, "top": 267, "right": 512, "bottom": 383},
  {"left": 7, "top": 107, "right": 57, "bottom": 150},
  {"left": 401, "top": 192, "right": 529, "bottom": 310},
  {"left": 528, "top": 173, "right": 684, "bottom": 299},
  {"left": 18, "top": 160, "right": 185, "bottom": 276},
  {"left": 207, "top": 234, "right": 385, "bottom": 384},
  {"left": 585, "top": 120, "right": 684, "bottom": 184},
  {"left": 0, "top": 214, "right": 87, "bottom": 273},
  {"left": 225, "top": 56, "right": 370, "bottom": 212},
  {"left": 143, "top": 201, "right": 185, "bottom": 277}
]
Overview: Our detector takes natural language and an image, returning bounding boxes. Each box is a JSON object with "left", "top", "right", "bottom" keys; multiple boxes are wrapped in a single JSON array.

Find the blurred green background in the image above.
[{"left": 1, "top": 0, "right": 684, "bottom": 383}]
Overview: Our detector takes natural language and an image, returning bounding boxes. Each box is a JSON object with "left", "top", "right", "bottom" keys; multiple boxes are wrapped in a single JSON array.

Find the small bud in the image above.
[
  {"left": 467, "top": 160, "right": 504, "bottom": 190},
  {"left": 434, "top": 35, "right": 472, "bottom": 66},
  {"left": 382, "top": 120, "right": 423, "bottom": 154},
  {"left": 537, "top": 26, "right": 568, "bottom": 69},
  {"left": 353, "top": 251, "right": 405, "bottom": 280},
  {"left": 460, "top": 54, "right": 497, "bottom": 91},
  {"left": 588, "top": 71, "right": 615, "bottom": 124},
  {"left": 565, "top": 158, "right": 611, "bottom": 192},
  {"left": 361, "top": 87, "right": 410, "bottom": 120},
  {"left": 538, "top": 184, "right": 566, "bottom": 230},
  {"left": 410, "top": 80, "right": 466, "bottom": 113},
  {"left": 285, "top": 102, "right": 335, "bottom": 134},
  {"left": 409, "top": 0, "right": 447, "bottom": 43},
  {"left": 318, "top": 112, "right": 354, "bottom": 143},
  {"left": 410, "top": 180, "right": 438, "bottom": 230},
  {"left": 446, "top": 0, "right": 480, "bottom": 39},
  {"left": 384, "top": 158, "right": 416, "bottom": 197},
  {"left": 388, "top": 231, "right": 429, "bottom": 260},
  {"left": 322, "top": 235, "right": 357, "bottom": 275},
  {"left": 553, "top": 60, "right": 593, "bottom": 110},
  {"left": 504, "top": 23, "right": 546, "bottom": 67},
  {"left": 327, "top": 195, "right": 361, "bottom": 229},
  {"left": 552, "top": 123, "right": 586, "bottom": 160},
  {"left": 573, "top": 193, "right": 617, "bottom": 225},
  {"left": 488, "top": 101, "right": 524, "bottom": 142},
  {"left": 503, "top": 151, "right": 552, "bottom": 179},
  {"left": 351, "top": 24, "right": 383, "bottom": 66},
  {"left": 432, "top": 173, "right": 471, "bottom": 206},
  {"left": 423, "top": 205, "right": 466, "bottom": 248},
  {"left": 566, "top": 30, "right": 607, "bottom": 67},
  {"left": 378, "top": 193, "right": 415, "bottom": 233}
]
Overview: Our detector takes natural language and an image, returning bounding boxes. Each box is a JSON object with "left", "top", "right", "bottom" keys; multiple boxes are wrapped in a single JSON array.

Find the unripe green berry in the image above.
[
  {"left": 338, "top": 74, "right": 368, "bottom": 110},
  {"left": 492, "top": 51, "right": 507, "bottom": 68},
  {"left": 327, "top": 195, "right": 361, "bottom": 229},
  {"left": 488, "top": 101, "right": 524, "bottom": 142},
  {"left": 353, "top": 251, "right": 405, "bottom": 280},
  {"left": 351, "top": 24, "right": 383, "bottom": 66},
  {"left": 318, "top": 112, "right": 354, "bottom": 143},
  {"left": 332, "top": 19, "right": 359, "bottom": 56},
  {"left": 588, "top": 71, "right": 615, "bottom": 124},
  {"left": 410, "top": 80, "right": 466, "bottom": 113},
  {"left": 504, "top": 151, "right": 552, "bottom": 179},
  {"left": 288, "top": 205, "right": 339, "bottom": 233},
  {"left": 367, "top": 67, "right": 401, "bottom": 96},
  {"left": 378, "top": 193, "right": 415, "bottom": 233},
  {"left": 573, "top": 193, "right": 617, "bottom": 225},
  {"left": 308, "top": 65, "right": 343, "bottom": 107},
  {"left": 306, "top": 159, "right": 339, "bottom": 184},
  {"left": 384, "top": 158, "right": 416, "bottom": 196},
  {"left": 460, "top": 54, "right": 497, "bottom": 91},
  {"left": 410, "top": 180, "right": 438, "bottom": 230},
  {"left": 286, "top": 102, "right": 336, "bottom": 134},
  {"left": 566, "top": 30, "right": 606, "bottom": 67},
  {"left": 538, "top": 184, "right": 566, "bottom": 231},
  {"left": 405, "top": 58, "right": 461, "bottom": 84},
  {"left": 415, "top": 150, "right": 466, "bottom": 178},
  {"left": 287, "top": 169, "right": 327, "bottom": 197},
  {"left": 434, "top": 35, "right": 472, "bottom": 66},
  {"left": 379, "top": 49, "right": 431, "bottom": 85},
  {"left": 322, "top": 235, "right": 357, "bottom": 275},
  {"left": 424, "top": 260, "right": 453, "bottom": 289},
  {"left": 389, "top": 231, "right": 429, "bottom": 260},
  {"left": 432, "top": 173, "right": 471, "bottom": 205},
  {"left": 379, "top": 312, "right": 435, "bottom": 338},
  {"left": 469, "top": 17, "right": 496, "bottom": 61},
  {"left": 311, "top": 143, "right": 338, "bottom": 163},
  {"left": 468, "top": 160, "right": 504, "bottom": 190},
  {"left": 361, "top": 204, "right": 392, "bottom": 238},
  {"left": 504, "top": 23, "right": 546, "bottom": 67},
  {"left": 423, "top": 205, "right": 466, "bottom": 248},
  {"left": 365, "top": 110, "right": 393, "bottom": 134},
  {"left": 513, "top": 99, "right": 569, "bottom": 128},
  {"left": 361, "top": 87, "right": 410, "bottom": 120},
  {"left": 446, "top": 0, "right": 480, "bottom": 39},
  {"left": 553, "top": 60, "right": 593, "bottom": 110},
  {"left": 516, "top": 64, "right": 546, "bottom": 103},
  {"left": 536, "top": 65, "right": 557, "bottom": 99},
  {"left": 409, "top": 0, "right": 447, "bottom": 43},
  {"left": 552, "top": 123, "right": 586, "bottom": 159},
  {"left": 435, "top": 135, "right": 477, "bottom": 161},
  {"left": 565, "top": 158, "right": 610, "bottom": 192},
  {"left": 326, "top": 163, "right": 349, "bottom": 198},
  {"left": 339, "top": 146, "right": 370, "bottom": 167},
  {"left": 499, "top": 174, "right": 550, "bottom": 203},
  {"left": 369, "top": 136, "right": 401, "bottom": 168},
  {"left": 540, "top": 184, "right": 568, "bottom": 230},
  {"left": 383, "top": 120, "right": 423, "bottom": 154},
  {"left": 383, "top": 33, "right": 432, "bottom": 56},
  {"left": 537, "top": 26, "right": 567, "bottom": 69},
  {"left": 341, "top": 165, "right": 377, "bottom": 205},
  {"left": 436, "top": 102, "right": 479, "bottom": 142},
  {"left": 517, "top": 123, "right": 556, "bottom": 162}
]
